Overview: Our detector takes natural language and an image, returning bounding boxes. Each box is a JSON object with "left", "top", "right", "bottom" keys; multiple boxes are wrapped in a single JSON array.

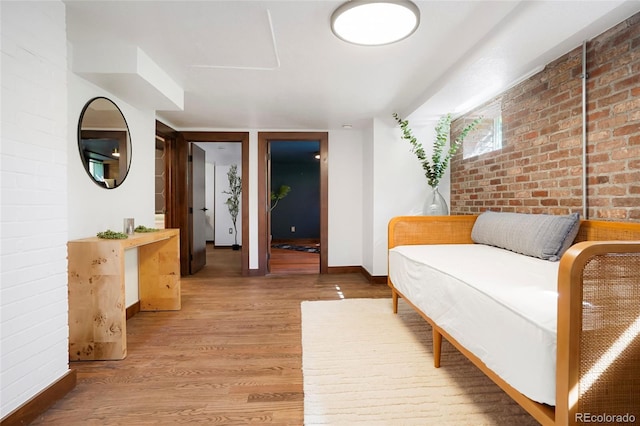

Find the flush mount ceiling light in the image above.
[{"left": 331, "top": 0, "right": 420, "bottom": 46}]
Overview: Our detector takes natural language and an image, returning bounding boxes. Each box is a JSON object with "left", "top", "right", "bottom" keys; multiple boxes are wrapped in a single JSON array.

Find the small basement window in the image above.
[{"left": 463, "top": 99, "right": 502, "bottom": 159}]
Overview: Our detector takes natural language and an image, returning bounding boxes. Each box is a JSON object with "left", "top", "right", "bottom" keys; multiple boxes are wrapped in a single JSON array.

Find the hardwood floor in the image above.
[
  {"left": 32, "top": 247, "right": 389, "bottom": 425},
  {"left": 269, "top": 243, "right": 319, "bottom": 275}
]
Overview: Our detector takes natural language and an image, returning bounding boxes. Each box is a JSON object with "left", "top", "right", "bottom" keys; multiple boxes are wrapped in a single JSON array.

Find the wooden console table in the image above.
[{"left": 68, "top": 229, "right": 181, "bottom": 361}]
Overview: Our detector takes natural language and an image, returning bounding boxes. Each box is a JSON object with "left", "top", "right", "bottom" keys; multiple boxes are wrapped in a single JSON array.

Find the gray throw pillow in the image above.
[{"left": 471, "top": 211, "right": 581, "bottom": 261}]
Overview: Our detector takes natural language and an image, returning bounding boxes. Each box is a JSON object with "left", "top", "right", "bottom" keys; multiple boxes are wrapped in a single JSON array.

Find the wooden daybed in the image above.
[{"left": 387, "top": 215, "right": 640, "bottom": 426}]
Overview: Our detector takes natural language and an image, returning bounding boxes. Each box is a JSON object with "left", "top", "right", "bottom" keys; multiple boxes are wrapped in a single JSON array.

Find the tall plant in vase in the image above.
[
  {"left": 393, "top": 112, "right": 481, "bottom": 215},
  {"left": 223, "top": 164, "right": 242, "bottom": 250}
]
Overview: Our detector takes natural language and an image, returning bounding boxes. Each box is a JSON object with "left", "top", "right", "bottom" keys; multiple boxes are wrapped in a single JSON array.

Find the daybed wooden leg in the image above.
[
  {"left": 433, "top": 328, "right": 442, "bottom": 368},
  {"left": 392, "top": 290, "right": 398, "bottom": 314}
]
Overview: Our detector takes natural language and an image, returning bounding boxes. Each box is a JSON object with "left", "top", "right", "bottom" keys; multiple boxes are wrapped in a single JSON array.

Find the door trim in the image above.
[
  {"left": 258, "top": 132, "right": 328, "bottom": 274},
  {"left": 156, "top": 120, "right": 177, "bottom": 230}
]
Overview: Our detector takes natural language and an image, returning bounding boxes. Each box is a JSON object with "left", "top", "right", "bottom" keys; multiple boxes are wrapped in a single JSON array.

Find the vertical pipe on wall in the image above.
[{"left": 581, "top": 40, "right": 589, "bottom": 219}]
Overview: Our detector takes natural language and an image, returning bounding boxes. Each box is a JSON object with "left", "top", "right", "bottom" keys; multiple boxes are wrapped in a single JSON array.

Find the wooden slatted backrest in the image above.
[
  {"left": 575, "top": 219, "right": 640, "bottom": 243},
  {"left": 388, "top": 215, "right": 477, "bottom": 248}
]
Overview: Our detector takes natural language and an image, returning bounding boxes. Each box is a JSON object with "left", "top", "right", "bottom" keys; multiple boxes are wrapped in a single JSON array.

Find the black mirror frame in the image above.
[{"left": 77, "top": 97, "right": 132, "bottom": 189}]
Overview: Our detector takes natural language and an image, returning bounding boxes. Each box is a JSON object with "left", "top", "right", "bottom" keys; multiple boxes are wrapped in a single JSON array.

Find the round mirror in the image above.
[{"left": 77, "top": 97, "right": 131, "bottom": 188}]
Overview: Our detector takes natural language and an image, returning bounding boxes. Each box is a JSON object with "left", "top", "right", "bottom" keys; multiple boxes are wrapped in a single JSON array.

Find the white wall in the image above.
[
  {"left": 328, "top": 129, "right": 364, "bottom": 267},
  {"left": 361, "top": 120, "right": 375, "bottom": 274},
  {"left": 0, "top": 1, "right": 70, "bottom": 417},
  {"left": 68, "top": 76, "right": 156, "bottom": 241},
  {"left": 363, "top": 116, "right": 439, "bottom": 276},
  {"left": 248, "top": 131, "right": 259, "bottom": 269}
]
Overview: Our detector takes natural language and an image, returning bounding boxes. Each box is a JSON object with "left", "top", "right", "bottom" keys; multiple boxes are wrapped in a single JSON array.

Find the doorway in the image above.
[
  {"left": 183, "top": 134, "right": 247, "bottom": 276},
  {"left": 258, "top": 132, "right": 328, "bottom": 275},
  {"left": 270, "top": 141, "right": 320, "bottom": 274},
  {"left": 190, "top": 141, "right": 243, "bottom": 275},
  {"left": 164, "top": 130, "right": 249, "bottom": 276}
]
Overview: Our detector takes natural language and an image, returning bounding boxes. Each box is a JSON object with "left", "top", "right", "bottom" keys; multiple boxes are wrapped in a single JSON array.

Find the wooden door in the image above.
[{"left": 190, "top": 143, "right": 207, "bottom": 274}]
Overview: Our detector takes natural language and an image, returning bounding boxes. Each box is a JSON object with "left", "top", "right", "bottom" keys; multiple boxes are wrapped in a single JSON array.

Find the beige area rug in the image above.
[{"left": 301, "top": 298, "right": 540, "bottom": 425}]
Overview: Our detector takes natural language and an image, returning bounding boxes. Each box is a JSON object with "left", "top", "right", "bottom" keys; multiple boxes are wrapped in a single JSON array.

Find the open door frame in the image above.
[
  {"left": 156, "top": 121, "right": 177, "bottom": 230},
  {"left": 169, "top": 131, "right": 250, "bottom": 276},
  {"left": 258, "top": 132, "right": 328, "bottom": 275}
]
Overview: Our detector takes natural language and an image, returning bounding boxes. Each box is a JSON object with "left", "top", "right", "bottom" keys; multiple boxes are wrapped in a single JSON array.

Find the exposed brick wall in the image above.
[{"left": 451, "top": 12, "right": 640, "bottom": 221}]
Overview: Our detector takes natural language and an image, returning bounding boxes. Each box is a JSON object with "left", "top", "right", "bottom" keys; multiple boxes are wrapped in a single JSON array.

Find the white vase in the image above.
[{"left": 424, "top": 186, "right": 449, "bottom": 215}]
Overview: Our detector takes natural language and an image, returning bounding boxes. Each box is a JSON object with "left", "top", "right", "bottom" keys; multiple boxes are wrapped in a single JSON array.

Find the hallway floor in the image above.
[{"left": 31, "top": 248, "right": 388, "bottom": 424}]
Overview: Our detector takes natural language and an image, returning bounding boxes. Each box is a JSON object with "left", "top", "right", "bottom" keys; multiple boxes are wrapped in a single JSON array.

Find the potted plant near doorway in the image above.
[{"left": 223, "top": 164, "right": 241, "bottom": 250}]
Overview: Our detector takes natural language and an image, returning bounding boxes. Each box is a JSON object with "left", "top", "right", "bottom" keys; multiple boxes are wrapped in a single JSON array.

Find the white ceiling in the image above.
[
  {"left": 193, "top": 141, "right": 241, "bottom": 166},
  {"left": 64, "top": 0, "right": 640, "bottom": 130}
]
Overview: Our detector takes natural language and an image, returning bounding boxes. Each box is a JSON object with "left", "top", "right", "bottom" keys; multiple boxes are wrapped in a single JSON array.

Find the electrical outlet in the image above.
[
  {"left": 291, "top": 226, "right": 296, "bottom": 232},
  {"left": 228, "top": 228, "right": 233, "bottom": 234}
]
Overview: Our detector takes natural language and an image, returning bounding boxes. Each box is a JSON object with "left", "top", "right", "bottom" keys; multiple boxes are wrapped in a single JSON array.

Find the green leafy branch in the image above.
[
  {"left": 393, "top": 112, "right": 482, "bottom": 187},
  {"left": 270, "top": 184, "right": 291, "bottom": 212}
]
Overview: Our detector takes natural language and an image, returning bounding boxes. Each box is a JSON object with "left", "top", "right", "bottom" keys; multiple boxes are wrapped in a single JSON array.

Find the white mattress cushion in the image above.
[{"left": 389, "top": 244, "right": 559, "bottom": 405}]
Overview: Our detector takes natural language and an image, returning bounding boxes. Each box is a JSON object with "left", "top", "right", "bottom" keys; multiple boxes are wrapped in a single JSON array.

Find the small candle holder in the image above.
[{"left": 124, "top": 218, "right": 135, "bottom": 235}]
